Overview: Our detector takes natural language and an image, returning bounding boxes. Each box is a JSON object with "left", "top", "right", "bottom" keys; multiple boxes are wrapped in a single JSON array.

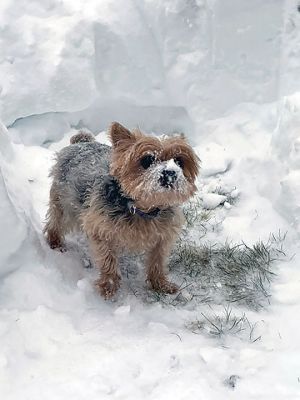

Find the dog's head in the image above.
[{"left": 109, "top": 122, "right": 199, "bottom": 210}]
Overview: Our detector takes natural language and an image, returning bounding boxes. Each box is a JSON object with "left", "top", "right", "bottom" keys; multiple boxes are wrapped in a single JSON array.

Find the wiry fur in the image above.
[
  {"left": 70, "top": 131, "right": 95, "bottom": 144},
  {"left": 44, "top": 122, "right": 199, "bottom": 298}
]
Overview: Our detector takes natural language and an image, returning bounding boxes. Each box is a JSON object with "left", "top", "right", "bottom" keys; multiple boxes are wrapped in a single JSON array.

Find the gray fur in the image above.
[
  {"left": 51, "top": 141, "right": 111, "bottom": 223},
  {"left": 50, "top": 141, "right": 174, "bottom": 229}
]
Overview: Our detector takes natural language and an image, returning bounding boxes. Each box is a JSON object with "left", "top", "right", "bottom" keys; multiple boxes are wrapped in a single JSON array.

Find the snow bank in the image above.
[
  {"left": 1, "top": 0, "right": 295, "bottom": 144},
  {"left": 0, "top": 122, "right": 29, "bottom": 275},
  {"left": 0, "top": 119, "right": 47, "bottom": 276},
  {"left": 279, "top": 0, "right": 300, "bottom": 96},
  {"left": 271, "top": 93, "right": 300, "bottom": 234}
]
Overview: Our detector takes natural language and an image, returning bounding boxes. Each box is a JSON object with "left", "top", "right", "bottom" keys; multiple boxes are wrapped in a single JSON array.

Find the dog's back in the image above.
[{"left": 44, "top": 133, "right": 111, "bottom": 242}]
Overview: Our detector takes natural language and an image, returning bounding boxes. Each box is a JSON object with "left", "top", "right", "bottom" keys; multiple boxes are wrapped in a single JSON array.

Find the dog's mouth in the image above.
[
  {"left": 133, "top": 180, "right": 193, "bottom": 209},
  {"left": 160, "top": 181, "right": 175, "bottom": 190}
]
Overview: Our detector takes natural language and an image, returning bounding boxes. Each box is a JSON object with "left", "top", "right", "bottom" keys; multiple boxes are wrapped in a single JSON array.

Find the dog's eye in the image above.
[
  {"left": 174, "top": 157, "right": 184, "bottom": 169},
  {"left": 140, "top": 154, "right": 155, "bottom": 169}
]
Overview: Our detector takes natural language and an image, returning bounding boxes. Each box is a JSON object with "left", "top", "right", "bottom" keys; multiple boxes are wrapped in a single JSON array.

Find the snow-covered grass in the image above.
[
  {"left": 186, "top": 306, "right": 261, "bottom": 343},
  {"left": 170, "top": 233, "right": 286, "bottom": 309}
]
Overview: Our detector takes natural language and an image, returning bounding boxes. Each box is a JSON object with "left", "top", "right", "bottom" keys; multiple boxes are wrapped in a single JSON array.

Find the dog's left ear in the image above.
[{"left": 109, "top": 122, "right": 136, "bottom": 148}]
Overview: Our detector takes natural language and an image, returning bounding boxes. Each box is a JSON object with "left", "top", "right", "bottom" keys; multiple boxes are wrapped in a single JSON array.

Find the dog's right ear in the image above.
[{"left": 109, "top": 122, "right": 135, "bottom": 148}]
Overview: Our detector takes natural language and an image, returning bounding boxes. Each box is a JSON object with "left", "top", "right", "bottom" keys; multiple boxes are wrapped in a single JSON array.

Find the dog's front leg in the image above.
[
  {"left": 146, "top": 239, "right": 178, "bottom": 294},
  {"left": 89, "top": 235, "right": 121, "bottom": 299}
]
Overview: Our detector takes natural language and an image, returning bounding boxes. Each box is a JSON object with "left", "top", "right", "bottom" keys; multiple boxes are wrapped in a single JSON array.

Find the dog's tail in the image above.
[{"left": 70, "top": 131, "right": 95, "bottom": 144}]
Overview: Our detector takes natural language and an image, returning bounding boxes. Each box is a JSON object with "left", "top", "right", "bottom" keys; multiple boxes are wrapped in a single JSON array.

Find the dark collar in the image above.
[
  {"left": 103, "top": 176, "right": 161, "bottom": 220},
  {"left": 128, "top": 204, "right": 161, "bottom": 219}
]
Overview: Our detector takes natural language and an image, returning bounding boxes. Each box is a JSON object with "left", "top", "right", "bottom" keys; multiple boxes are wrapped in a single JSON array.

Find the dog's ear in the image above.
[{"left": 109, "top": 122, "right": 136, "bottom": 148}]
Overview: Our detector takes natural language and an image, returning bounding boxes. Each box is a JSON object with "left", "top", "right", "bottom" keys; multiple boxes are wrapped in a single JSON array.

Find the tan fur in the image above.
[
  {"left": 44, "top": 122, "right": 199, "bottom": 299},
  {"left": 43, "top": 183, "right": 66, "bottom": 251},
  {"left": 81, "top": 193, "right": 185, "bottom": 297},
  {"left": 110, "top": 124, "right": 199, "bottom": 211}
]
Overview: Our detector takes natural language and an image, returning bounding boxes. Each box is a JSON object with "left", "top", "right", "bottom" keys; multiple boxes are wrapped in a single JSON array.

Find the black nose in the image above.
[{"left": 160, "top": 169, "right": 177, "bottom": 187}]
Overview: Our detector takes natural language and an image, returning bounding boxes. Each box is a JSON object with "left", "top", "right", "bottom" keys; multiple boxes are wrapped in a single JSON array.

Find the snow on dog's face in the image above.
[{"left": 109, "top": 122, "right": 199, "bottom": 210}]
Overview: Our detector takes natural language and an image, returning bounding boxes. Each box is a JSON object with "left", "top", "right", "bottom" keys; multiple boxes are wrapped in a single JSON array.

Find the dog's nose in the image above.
[{"left": 160, "top": 169, "right": 177, "bottom": 187}]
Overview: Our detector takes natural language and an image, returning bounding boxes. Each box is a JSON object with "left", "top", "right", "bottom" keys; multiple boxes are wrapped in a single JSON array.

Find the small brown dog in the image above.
[{"left": 44, "top": 122, "right": 199, "bottom": 298}]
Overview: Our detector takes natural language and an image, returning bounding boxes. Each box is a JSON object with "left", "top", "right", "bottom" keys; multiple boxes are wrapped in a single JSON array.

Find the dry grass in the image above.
[
  {"left": 186, "top": 306, "right": 261, "bottom": 342},
  {"left": 169, "top": 232, "right": 286, "bottom": 309}
]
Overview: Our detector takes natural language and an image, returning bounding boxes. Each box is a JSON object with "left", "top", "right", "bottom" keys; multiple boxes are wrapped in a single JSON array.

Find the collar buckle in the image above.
[
  {"left": 129, "top": 204, "right": 137, "bottom": 215},
  {"left": 129, "top": 203, "right": 161, "bottom": 219}
]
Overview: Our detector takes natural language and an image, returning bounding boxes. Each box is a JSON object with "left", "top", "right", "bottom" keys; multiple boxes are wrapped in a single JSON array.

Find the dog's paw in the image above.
[
  {"left": 95, "top": 276, "right": 121, "bottom": 299},
  {"left": 45, "top": 234, "right": 66, "bottom": 252},
  {"left": 49, "top": 241, "right": 67, "bottom": 253},
  {"left": 149, "top": 279, "right": 179, "bottom": 294}
]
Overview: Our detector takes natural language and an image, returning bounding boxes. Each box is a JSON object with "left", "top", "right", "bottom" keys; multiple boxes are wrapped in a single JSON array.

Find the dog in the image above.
[{"left": 44, "top": 122, "right": 199, "bottom": 299}]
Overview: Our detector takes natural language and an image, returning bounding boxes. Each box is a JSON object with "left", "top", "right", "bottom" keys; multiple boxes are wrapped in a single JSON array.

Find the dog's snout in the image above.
[
  {"left": 160, "top": 169, "right": 177, "bottom": 187},
  {"left": 165, "top": 169, "right": 176, "bottom": 176}
]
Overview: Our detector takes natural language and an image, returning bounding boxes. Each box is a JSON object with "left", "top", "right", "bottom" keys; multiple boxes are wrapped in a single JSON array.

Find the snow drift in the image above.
[
  {"left": 2, "top": 0, "right": 299, "bottom": 142},
  {"left": 0, "top": 122, "right": 32, "bottom": 276}
]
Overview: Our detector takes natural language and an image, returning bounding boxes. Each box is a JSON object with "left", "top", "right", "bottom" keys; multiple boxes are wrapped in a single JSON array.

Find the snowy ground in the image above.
[
  {"left": 1, "top": 0, "right": 300, "bottom": 399},
  {"left": 1, "top": 99, "right": 300, "bottom": 400}
]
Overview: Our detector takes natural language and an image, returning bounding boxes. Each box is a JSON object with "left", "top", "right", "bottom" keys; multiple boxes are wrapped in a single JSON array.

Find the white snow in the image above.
[
  {"left": 199, "top": 142, "right": 232, "bottom": 178},
  {"left": 1, "top": 1, "right": 300, "bottom": 399},
  {"left": 201, "top": 193, "right": 227, "bottom": 210}
]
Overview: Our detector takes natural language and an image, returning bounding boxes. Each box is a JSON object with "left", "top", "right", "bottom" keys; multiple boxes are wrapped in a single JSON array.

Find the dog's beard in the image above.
[
  {"left": 125, "top": 159, "right": 195, "bottom": 209},
  {"left": 137, "top": 159, "right": 188, "bottom": 193}
]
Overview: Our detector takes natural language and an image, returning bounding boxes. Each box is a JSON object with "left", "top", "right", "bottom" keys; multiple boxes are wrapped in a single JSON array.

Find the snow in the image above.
[
  {"left": 1, "top": 1, "right": 300, "bottom": 399},
  {"left": 199, "top": 142, "right": 232, "bottom": 177},
  {"left": 201, "top": 193, "right": 227, "bottom": 210},
  {"left": 0, "top": 122, "right": 35, "bottom": 276}
]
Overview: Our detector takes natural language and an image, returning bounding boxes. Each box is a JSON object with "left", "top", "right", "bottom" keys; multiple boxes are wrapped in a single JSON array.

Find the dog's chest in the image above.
[
  {"left": 114, "top": 211, "right": 184, "bottom": 251},
  {"left": 86, "top": 176, "right": 184, "bottom": 251}
]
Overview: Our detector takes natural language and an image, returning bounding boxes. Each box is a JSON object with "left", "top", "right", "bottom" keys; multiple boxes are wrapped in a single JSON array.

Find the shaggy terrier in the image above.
[{"left": 44, "top": 122, "right": 199, "bottom": 298}]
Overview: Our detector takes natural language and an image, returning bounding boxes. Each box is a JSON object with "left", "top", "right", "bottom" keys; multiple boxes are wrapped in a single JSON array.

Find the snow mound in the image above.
[
  {"left": 0, "top": 122, "right": 32, "bottom": 276},
  {"left": 272, "top": 93, "right": 300, "bottom": 235},
  {"left": 197, "top": 142, "right": 232, "bottom": 177},
  {"left": 201, "top": 193, "right": 227, "bottom": 210},
  {"left": 1, "top": 0, "right": 294, "bottom": 143}
]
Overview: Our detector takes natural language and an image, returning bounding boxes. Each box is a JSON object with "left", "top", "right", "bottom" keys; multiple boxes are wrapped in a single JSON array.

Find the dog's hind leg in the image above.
[{"left": 44, "top": 183, "right": 66, "bottom": 251}]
